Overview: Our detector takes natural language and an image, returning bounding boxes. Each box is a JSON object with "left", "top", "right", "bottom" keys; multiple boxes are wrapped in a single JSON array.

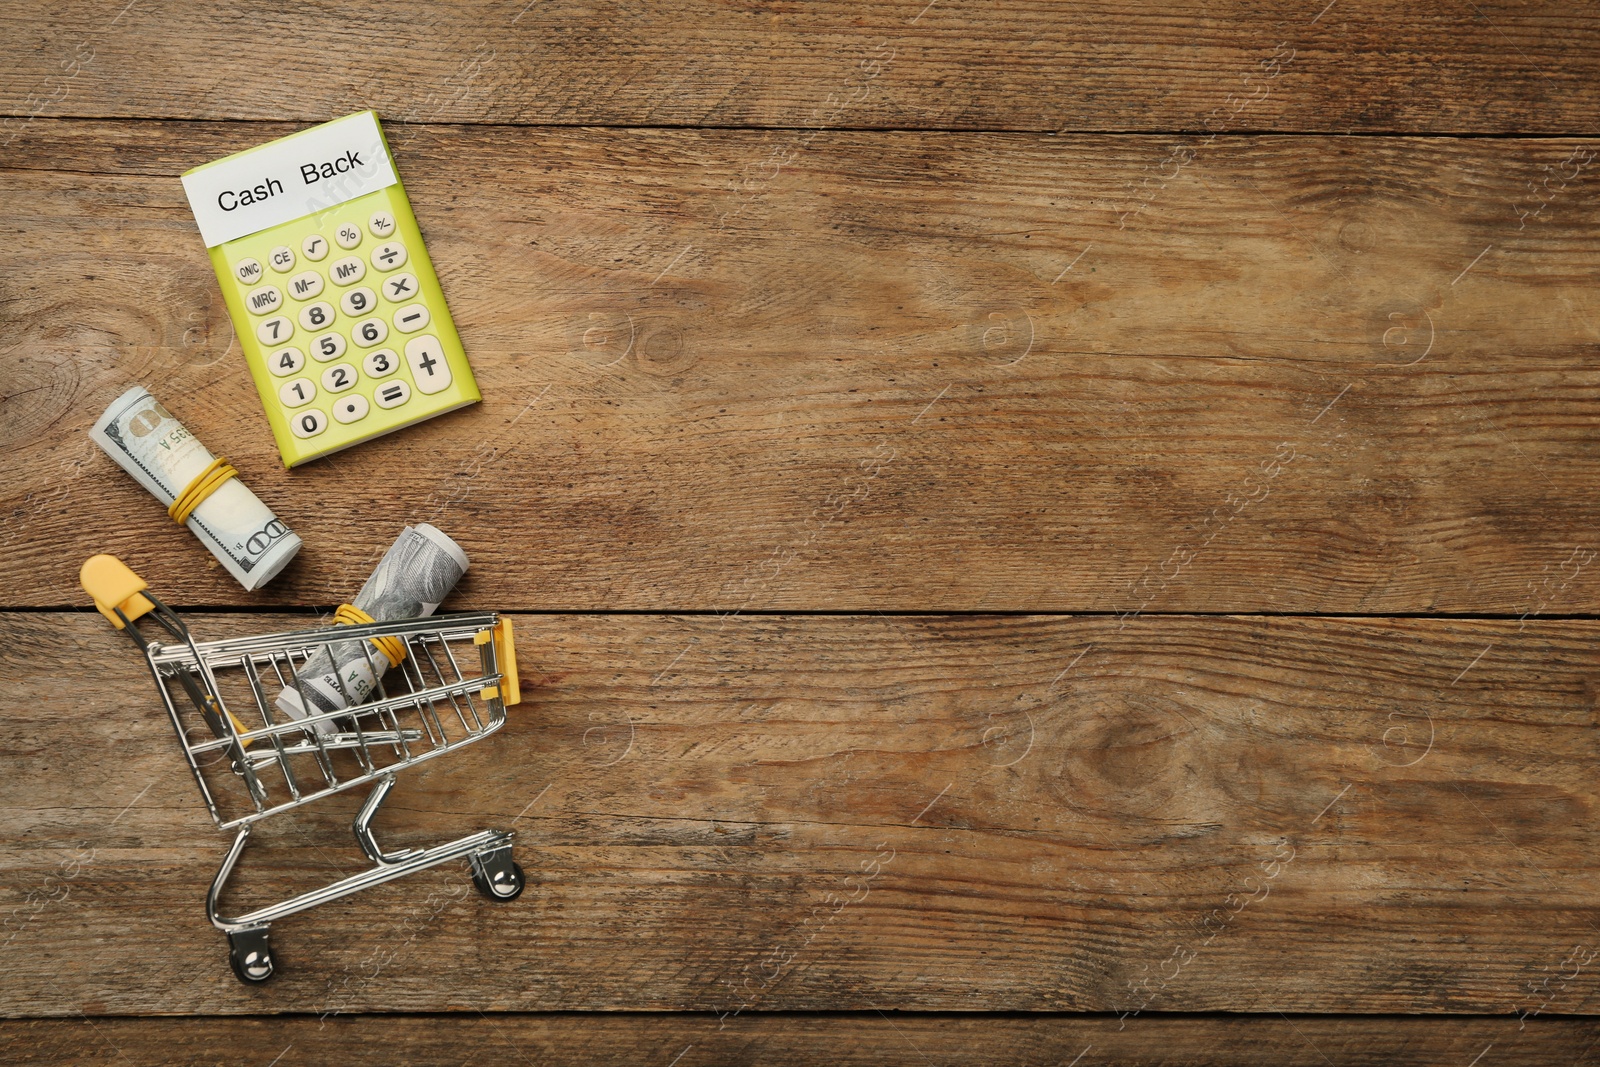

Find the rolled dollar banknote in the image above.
[
  {"left": 277, "top": 523, "right": 468, "bottom": 733},
  {"left": 90, "top": 386, "right": 301, "bottom": 591}
]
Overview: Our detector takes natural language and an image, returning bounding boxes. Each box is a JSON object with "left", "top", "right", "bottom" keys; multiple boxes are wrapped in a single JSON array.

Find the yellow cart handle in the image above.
[
  {"left": 475, "top": 616, "right": 521, "bottom": 707},
  {"left": 81, "top": 554, "right": 156, "bottom": 629}
]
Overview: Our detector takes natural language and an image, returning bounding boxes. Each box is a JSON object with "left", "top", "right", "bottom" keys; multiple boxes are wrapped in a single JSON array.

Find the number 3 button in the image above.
[{"left": 290, "top": 409, "right": 328, "bottom": 439}]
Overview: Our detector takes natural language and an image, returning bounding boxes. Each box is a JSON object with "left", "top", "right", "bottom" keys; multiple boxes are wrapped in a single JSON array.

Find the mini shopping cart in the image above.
[{"left": 81, "top": 554, "right": 526, "bottom": 984}]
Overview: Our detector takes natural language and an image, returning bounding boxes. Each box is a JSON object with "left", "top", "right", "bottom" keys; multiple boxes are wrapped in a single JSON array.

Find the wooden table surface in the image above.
[{"left": 4, "top": 2, "right": 1600, "bottom": 1063}]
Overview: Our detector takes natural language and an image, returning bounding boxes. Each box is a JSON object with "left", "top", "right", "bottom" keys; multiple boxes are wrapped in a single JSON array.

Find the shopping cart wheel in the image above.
[
  {"left": 227, "top": 927, "right": 276, "bottom": 984},
  {"left": 469, "top": 848, "right": 525, "bottom": 902}
]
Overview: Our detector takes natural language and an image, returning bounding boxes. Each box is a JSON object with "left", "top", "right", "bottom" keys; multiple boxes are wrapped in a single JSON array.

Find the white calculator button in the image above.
[
  {"left": 371, "top": 242, "right": 408, "bottom": 272},
  {"left": 404, "top": 335, "right": 452, "bottom": 394},
  {"left": 234, "top": 258, "right": 264, "bottom": 285},
  {"left": 321, "top": 362, "right": 358, "bottom": 393},
  {"left": 381, "top": 273, "right": 419, "bottom": 302},
  {"left": 289, "top": 408, "right": 328, "bottom": 439},
  {"left": 257, "top": 315, "right": 294, "bottom": 345},
  {"left": 245, "top": 285, "right": 283, "bottom": 315},
  {"left": 330, "top": 255, "right": 366, "bottom": 286},
  {"left": 311, "top": 332, "right": 346, "bottom": 362},
  {"left": 269, "top": 246, "right": 296, "bottom": 273},
  {"left": 278, "top": 377, "right": 316, "bottom": 408},
  {"left": 267, "top": 346, "right": 305, "bottom": 377},
  {"left": 301, "top": 233, "right": 330, "bottom": 261},
  {"left": 298, "top": 301, "right": 336, "bottom": 331},
  {"left": 335, "top": 222, "right": 363, "bottom": 249},
  {"left": 340, "top": 286, "right": 376, "bottom": 316},
  {"left": 374, "top": 379, "right": 411, "bottom": 409},
  {"left": 352, "top": 317, "right": 389, "bottom": 347},
  {"left": 392, "top": 303, "right": 431, "bottom": 334},
  {"left": 332, "top": 394, "right": 370, "bottom": 424},
  {"left": 369, "top": 211, "right": 396, "bottom": 238},
  {"left": 286, "top": 271, "right": 324, "bottom": 301},
  {"left": 363, "top": 349, "right": 399, "bottom": 378}
]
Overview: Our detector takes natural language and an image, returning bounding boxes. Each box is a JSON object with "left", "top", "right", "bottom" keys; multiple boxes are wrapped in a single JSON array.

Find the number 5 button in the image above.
[{"left": 404, "top": 335, "right": 452, "bottom": 394}]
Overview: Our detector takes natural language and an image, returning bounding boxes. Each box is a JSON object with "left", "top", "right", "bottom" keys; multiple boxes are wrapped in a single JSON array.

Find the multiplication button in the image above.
[
  {"left": 381, "top": 273, "right": 418, "bottom": 302},
  {"left": 289, "top": 408, "right": 328, "bottom": 439},
  {"left": 375, "top": 380, "right": 411, "bottom": 409},
  {"left": 403, "top": 335, "right": 452, "bottom": 394},
  {"left": 332, "top": 394, "right": 370, "bottom": 424}
]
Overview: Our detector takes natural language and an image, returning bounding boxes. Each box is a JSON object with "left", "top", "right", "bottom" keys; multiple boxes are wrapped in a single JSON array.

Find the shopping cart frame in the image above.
[{"left": 82, "top": 555, "right": 526, "bottom": 984}]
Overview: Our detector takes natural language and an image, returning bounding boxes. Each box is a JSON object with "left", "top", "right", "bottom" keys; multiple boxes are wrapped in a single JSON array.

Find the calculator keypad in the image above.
[{"left": 235, "top": 211, "right": 464, "bottom": 454}]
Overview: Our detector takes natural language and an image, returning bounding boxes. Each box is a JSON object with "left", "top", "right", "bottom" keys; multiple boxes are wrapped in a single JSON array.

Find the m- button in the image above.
[{"left": 403, "top": 335, "right": 452, "bottom": 394}]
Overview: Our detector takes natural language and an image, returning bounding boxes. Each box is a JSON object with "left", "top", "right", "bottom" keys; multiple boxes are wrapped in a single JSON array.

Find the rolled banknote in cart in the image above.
[
  {"left": 276, "top": 523, "right": 468, "bottom": 734},
  {"left": 90, "top": 386, "right": 301, "bottom": 590}
]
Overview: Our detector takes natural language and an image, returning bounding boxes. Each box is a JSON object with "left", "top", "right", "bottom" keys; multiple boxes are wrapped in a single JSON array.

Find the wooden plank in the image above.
[
  {"left": 2, "top": 611, "right": 1596, "bottom": 1016},
  {"left": 2, "top": 1013, "right": 1596, "bottom": 1065},
  {"left": 2, "top": 2, "right": 1597, "bottom": 133},
  {"left": 5, "top": 122, "right": 1600, "bottom": 612}
]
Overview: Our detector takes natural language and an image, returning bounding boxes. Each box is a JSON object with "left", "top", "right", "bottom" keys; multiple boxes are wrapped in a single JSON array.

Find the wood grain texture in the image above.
[
  {"left": 3, "top": 611, "right": 1597, "bottom": 1016},
  {"left": 2, "top": 1013, "right": 1597, "bottom": 1066},
  {"left": 1, "top": 2, "right": 1597, "bottom": 133},
  {"left": 5, "top": 122, "right": 1600, "bottom": 612}
]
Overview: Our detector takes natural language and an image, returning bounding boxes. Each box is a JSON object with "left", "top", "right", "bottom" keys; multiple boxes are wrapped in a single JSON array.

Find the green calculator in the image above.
[{"left": 181, "top": 111, "right": 479, "bottom": 467}]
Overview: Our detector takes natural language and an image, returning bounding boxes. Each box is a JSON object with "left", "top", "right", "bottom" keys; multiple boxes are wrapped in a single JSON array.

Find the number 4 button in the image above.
[{"left": 403, "top": 335, "right": 452, "bottom": 394}]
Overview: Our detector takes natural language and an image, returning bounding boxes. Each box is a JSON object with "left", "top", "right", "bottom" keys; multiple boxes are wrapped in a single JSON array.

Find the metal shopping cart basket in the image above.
[{"left": 81, "top": 554, "right": 526, "bottom": 984}]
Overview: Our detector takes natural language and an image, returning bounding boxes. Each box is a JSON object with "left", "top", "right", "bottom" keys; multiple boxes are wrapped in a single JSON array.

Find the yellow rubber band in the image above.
[
  {"left": 167, "top": 457, "right": 237, "bottom": 525},
  {"left": 332, "top": 603, "right": 407, "bottom": 669}
]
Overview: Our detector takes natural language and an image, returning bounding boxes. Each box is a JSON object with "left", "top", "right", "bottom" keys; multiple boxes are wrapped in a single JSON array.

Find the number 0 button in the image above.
[
  {"left": 290, "top": 408, "right": 328, "bottom": 439},
  {"left": 332, "top": 394, "right": 370, "bottom": 424}
]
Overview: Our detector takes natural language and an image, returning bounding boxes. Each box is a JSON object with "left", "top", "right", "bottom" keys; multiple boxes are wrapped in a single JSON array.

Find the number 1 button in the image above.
[{"left": 403, "top": 335, "right": 452, "bottom": 394}]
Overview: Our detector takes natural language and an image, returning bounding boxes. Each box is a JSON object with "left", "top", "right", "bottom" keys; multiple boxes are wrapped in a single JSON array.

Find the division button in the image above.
[
  {"left": 269, "top": 245, "right": 296, "bottom": 272},
  {"left": 375, "top": 379, "right": 411, "bottom": 409},
  {"left": 233, "top": 258, "right": 264, "bottom": 285},
  {"left": 332, "top": 394, "right": 370, "bottom": 424},
  {"left": 302, "top": 233, "right": 330, "bottom": 261},
  {"left": 289, "top": 408, "right": 328, "bottom": 439},
  {"left": 403, "top": 335, "right": 452, "bottom": 394},
  {"left": 371, "top": 242, "right": 408, "bottom": 272},
  {"left": 369, "top": 211, "right": 396, "bottom": 238}
]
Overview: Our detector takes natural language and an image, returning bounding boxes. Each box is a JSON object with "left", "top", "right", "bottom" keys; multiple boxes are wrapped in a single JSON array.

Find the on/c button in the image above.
[{"left": 403, "top": 335, "right": 452, "bottom": 394}]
